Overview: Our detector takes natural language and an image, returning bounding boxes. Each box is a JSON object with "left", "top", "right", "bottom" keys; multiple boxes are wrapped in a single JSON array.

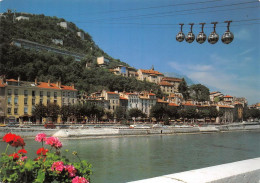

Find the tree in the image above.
[
  {"left": 189, "top": 84, "right": 210, "bottom": 102},
  {"left": 178, "top": 109, "right": 187, "bottom": 123},
  {"left": 128, "top": 108, "right": 145, "bottom": 123},
  {"left": 60, "top": 105, "right": 71, "bottom": 123},
  {"left": 178, "top": 78, "right": 189, "bottom": 100},
  {"left": 150, "top": 104, "right": 167, "bottom": 121},
  {"left": 209, "top": 107, "right": 219, "bottom": 123},
  {"left": 114, "top": 107, "right": 126, "bottom": 122},
  {"left": 186, "top": 107, "right": 197, "bottom": 123},
  {"left": 46, "top": 103, "right": 60, "bottom": 123},
  {"left": 32, "top": 103, "right": 47, "bottom": 123}
]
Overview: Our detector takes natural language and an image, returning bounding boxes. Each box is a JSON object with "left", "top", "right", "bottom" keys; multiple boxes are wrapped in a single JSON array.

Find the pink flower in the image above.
[
  {"left": 45, "top": 136, "right": 62, "bottom": 149},
  {"left": 35, "top": 133, "right": 47, "bottom": 142},
  {"left": 65, "top": 165, "right": 77, "bottom": 177},
  {"left": 51, "top": 161, "right": 64, "bottom": 172},
  {"left": 72, "top": 176, "right": 89, "bottom": 183},
  {"left": 20, "top": 156, "right": 27, "bottom": 161}
]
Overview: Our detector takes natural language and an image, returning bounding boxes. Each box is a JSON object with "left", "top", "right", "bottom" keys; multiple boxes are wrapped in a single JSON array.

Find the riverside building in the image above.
[{"left": 0, "top": 77, "right": 77, "bottom": 124}]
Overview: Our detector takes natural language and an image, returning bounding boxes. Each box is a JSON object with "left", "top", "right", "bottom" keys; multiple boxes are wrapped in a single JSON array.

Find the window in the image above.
[
  {"left": 8, "top": 89, "right": 12, "bottom": 95},
  {"left": 24, "top": 90, "right": 28, "bottom": 96},
  {"left": 32, "top": 98, "right": 35, "bottom": 105},
  {"left": 14, "top": 108, "right": 18, "bottom": 114},
  {"left": 54, "top": 92, "right": 57, "bottom": 99},
  {"left": 54, "top": 100, "right": 57, "bottom": 104},
  {"left": 14, "top": 89, "right": 18, "bottom": 95},
  {"left": 24, "top": 98, "right": 28, "bottom": 105},
  {"left": 62, "top": 98, "right": 65, "bottom": 103},
  {"left": 32, "top": 90, "right": 35, "bottom": 97},
  {"left": 63, "top": 92, "right": 66, "bottom": 97},
  {"left": 8, "top": 97, "right": 11, "bottom": 104},
  {"left": 24, "top": 107, "right": 28, "bottom": 114},
  {"left": 72, "top": 99, "right": 74, "bottom": 104},
  {"left": 47, "top": 99, "right": 50, "bottom": 104},
  {"left": 8, "top": 108, "right": 11, "bottom": 114},
  {"left": 14, "top": 97, "right": 18, "bottom": 104},
  {"left": 68, "top": 92, "right": 70, "bottom": 97},
  {"left": 47, "top": 92, "right": 50, "bottom": 97},
  {"left": 40, "top": 91, "right": 43, "bottom": 97},
  {"left": 40, "top": 99, "right": 43, "bottom": 104}
]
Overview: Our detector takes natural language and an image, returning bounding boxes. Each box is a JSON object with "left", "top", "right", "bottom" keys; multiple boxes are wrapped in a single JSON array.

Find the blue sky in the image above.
[{"left": 1, "top": 0, "right": 259, "bottom": 104}]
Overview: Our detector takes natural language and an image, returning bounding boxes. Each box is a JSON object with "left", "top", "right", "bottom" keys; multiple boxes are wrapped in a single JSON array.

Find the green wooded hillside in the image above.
[{"left": 0, "top": 11, "right": 162, "bottom": 96}]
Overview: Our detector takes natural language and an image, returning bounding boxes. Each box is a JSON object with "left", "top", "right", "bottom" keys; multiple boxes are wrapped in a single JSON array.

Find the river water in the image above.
[{"left": 1, "top": 131, "right": 260, "bottom": 183}]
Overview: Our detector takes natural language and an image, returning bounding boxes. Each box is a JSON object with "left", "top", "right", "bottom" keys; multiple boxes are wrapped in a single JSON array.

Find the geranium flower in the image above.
[
  {"left": 72, "top": 176, "right": 89, "bottom": 183},
  {"left": 35, "top": 133, "right": 47, "bottom": 142},
  {"left": 51, "top": 161, "right": 64, "bottom": 172},
  {"left": 9, "top": 153, "right": 19, "bottom": 160},
  {"left": 18, "top": 149, "right": 27, "bottom": 154},
  {"left": 65, "top": 165, "right": 77, "bottom": 177},
  {"left": 45, "top": 136, "right": 62, "bottom": 149},
  {"left": 3, "top": 133, "right": 25, "bottom": 148},
  {"left": 20, "top": 156, "right": 27, "bottom": 161},
  {"left": 36, "top": 147, "right": 49, "bottom": 156}
]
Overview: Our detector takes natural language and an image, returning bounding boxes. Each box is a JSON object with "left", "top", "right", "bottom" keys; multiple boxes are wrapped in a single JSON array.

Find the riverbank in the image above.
[{"left": 0, "top": 122, "right": 259, "bottom": 138}]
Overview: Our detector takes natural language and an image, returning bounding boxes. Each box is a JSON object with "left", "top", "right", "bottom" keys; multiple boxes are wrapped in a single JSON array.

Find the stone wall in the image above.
[{"left": 128, "top": 157, "right": 260, "bottom": 183}]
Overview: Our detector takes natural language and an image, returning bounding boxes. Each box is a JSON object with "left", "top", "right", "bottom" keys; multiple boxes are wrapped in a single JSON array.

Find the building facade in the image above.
[{"left": 0, "top": 77, "right": 77, "bottom": 124}]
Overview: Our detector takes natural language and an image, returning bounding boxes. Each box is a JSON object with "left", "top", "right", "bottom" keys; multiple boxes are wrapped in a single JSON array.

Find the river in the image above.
[{"left": 1, "top": 131, "right": 260, "bottom": 183}]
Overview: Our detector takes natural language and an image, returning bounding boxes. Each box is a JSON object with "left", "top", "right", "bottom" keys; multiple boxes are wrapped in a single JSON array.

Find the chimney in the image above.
[
  {"left": 35, "top": 78, "right": 38, "bottom": 85},
  {"left": 18, "top": 76, "right": 20, "bottom": 82},
  {"left": 48, "top": 79, "right": 50, "bottom": 86},
  {"left": 71, "top": 83, "right": 74, "bottom": 89}
]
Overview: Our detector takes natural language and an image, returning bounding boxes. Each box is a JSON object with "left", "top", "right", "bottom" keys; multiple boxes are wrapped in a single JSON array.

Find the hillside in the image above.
[{"left": 0, "top": 11, "right": 162, "bottom": 96}]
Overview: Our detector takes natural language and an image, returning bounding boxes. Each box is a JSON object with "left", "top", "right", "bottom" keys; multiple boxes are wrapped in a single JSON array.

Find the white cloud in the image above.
[
  {"left": 235, "top": 29, "right": 251, "bottom": 41},
  {"left": 239, "top": 48, "right": 255, "bottom": 56},
  {"left": 168, "top": 53, "right": 260, "bottom": 104}
]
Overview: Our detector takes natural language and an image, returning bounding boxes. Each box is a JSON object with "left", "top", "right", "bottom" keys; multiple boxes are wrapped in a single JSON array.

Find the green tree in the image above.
[
  {"left": 209, "top": 107, "right": 219, "bottom": 123},
  {"left": 128, "top": 108, "right": 145, "bottom": 123},
  {"left": 46, "top": 103, "right": 60, "bottom": 123},
  {"left": 114, "top": 106, "right": 126, "bottom": 122},
  {"left": 189, "top": 84, "right": 210, "bottom": 102},
  {"left": 32, "top": 103, "right": 47, "bottom": 124},
  {"left": 178, "top": 78, "right": 189, "bottom": 100},
  {"left": 60, "top": 105, "right": 71, "bottom": 123},
  {"left": 150, "top": 104, "right": 167, "bottom": 121},
  {"left": 186, "top": 107, "right": 197, "bottom": 123}
]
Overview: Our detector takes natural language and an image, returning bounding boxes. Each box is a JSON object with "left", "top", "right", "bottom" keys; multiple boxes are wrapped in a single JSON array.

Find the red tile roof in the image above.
[
  {"left": 224, "top": 95, "right": 233, "bottom": 98},
  {"left": 162, "top": 77, "right": 182, "bottom": 82},
  {"left": 61, "top": 85, "right": 77, "bottom": 91},
  {"left": 169, "top": 103, "right": 179, "bottom": 106},
  {"left": 0, "top": 80, "right": 5, "bottom": 87},
  {"left": 107, "top": 92, "right": 118, "bottom": 95},
  {"left": 140, "top": 69, "right": 163, "bottom": 76},
  {"left": 217, "top": 105, "right": 233, "bottom": 108},
  {"left": 159, "top": 81, "right": 173, "bottom": 86},
  {"left": 157, "top": 99, "right": 168, "bottom": 103},
  {"left": 149, "top": 93, "right": 156, "bottom": 96},
  {"left": 120, "top": 96, "right": 128, "bottom": 100},
  {"left": 37, "top": 82, "right": 60, "bottom": 90},
  {"left": 6, "top": 79, "right": 18, "bottom": 82},
  {"left": 182, "top": 102, "right": 195, "bottom": 106}
]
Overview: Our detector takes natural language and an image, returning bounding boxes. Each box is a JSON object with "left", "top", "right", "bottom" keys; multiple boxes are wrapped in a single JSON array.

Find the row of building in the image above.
[{"left": 0, "top": 77, "right": 246, "bottom": 124}]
